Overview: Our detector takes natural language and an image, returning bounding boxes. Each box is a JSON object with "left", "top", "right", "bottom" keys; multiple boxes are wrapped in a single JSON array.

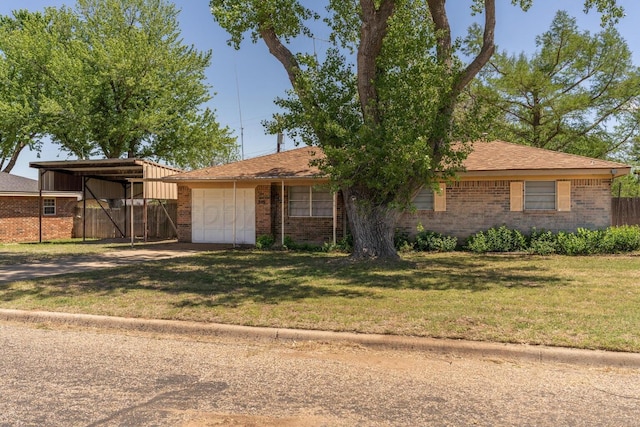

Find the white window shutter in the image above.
[
  {"left": 434, "top": 183, "right": 446, "bottom": 212},
  {"left": 510, "top": 182, "right": 523, "bottom": 212}
]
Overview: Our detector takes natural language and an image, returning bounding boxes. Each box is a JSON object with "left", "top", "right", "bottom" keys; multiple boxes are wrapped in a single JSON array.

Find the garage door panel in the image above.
[{"left": 192, "top": 188, "right": 255, "bottom": 244}]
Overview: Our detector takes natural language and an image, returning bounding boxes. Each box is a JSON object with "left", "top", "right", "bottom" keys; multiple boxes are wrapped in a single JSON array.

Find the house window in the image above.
[
  {"left": 43, "top": 198, "right": 56, "bottom": 216},
  {"left": 289, "top": 186, "right": 333, "bottom": 217},
  {"left": 524, "top": 181, "right": 556, "bottom": 210},
  {"left": 414, "top": 188, "right": 434, "bottom": 210}
]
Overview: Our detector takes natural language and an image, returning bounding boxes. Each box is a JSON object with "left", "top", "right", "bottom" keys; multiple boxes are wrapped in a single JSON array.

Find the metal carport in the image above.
[{"left": 30, "top": 158, "right": 182, "bottom": 244}]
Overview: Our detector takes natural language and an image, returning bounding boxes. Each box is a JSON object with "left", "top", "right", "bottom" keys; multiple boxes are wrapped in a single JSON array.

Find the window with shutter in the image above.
[{"left": 525, "top": 181, "right": 556, "bottom": 210}]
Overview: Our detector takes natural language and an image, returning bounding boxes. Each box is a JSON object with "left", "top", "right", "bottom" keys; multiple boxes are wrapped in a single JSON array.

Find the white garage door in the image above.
[{"left": 192, "top": 188, "right": 256, "bottom": 244}]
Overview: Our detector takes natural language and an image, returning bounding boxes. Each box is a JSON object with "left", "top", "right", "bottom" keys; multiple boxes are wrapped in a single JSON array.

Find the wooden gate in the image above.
[{"left": 612, "top": 198, "right": 640, "bottom": 226}]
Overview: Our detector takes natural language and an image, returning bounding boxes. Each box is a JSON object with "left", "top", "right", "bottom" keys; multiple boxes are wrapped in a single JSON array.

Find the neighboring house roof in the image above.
[
  {"left": 0, "top": 172, "right": 39, "bottom": 193},
  {"left": 165, "top": 140, "right": 631, "bottom": 182}
]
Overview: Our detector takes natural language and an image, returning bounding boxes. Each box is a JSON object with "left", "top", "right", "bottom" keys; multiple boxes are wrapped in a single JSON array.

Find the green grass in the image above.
[
  {"left": 1, "top": 247, "right": 639, "bottom": 352},
  {"left": 0, "top": 239, "right": 135, "bottom": 265}
]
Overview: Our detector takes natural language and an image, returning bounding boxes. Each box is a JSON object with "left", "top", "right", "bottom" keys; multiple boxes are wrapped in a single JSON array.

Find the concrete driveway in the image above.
[{"left": 0, "top": 242, "right": 223, "bottom": 283}]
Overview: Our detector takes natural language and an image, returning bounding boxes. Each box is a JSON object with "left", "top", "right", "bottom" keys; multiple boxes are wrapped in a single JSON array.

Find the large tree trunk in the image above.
[{"left": 343, "top": 187, "right": 401, "bottom": 260}]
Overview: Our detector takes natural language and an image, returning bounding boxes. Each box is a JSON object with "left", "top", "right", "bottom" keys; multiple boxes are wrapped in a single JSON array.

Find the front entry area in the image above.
[{"left": 191, "top": 188, "right": 256, "bottom": 244}]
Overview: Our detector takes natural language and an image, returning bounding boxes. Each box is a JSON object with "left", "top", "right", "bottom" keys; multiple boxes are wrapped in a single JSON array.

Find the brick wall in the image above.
[
  {"left": 176, "top": 184, "right": 192, "bottom": 242},
  {"left": 255, "top": 185, "right": 272, "bottom": 237},
  {"left": 0, "top": 196, "right": 76, "bottom": 243},
  {"left": 398, "top": 179, "right": 613, "bottom": 239}
]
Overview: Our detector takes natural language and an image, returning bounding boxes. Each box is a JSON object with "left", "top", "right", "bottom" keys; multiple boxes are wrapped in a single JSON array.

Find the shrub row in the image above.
[
  {"left": 466, "top": 225, "right": 640, "bottom": 255},
  {"left": 257, "top": 224, "right": 640, "bottom": 255}
]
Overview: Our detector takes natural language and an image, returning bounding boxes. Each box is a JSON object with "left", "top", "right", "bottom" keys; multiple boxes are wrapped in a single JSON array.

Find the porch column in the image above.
[
  {"left": 281, "top": 180, "right": 285, "bottom": 246},
  {"left": 332, "top": 191, "right": 337, "bottom": 245},
  {"left": 233, "top": 181, "right": 237, "bottom": 247}
]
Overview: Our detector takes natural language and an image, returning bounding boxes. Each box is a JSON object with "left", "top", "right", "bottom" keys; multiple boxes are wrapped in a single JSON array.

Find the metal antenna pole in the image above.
[{"left": 235, "top": 67, "right": 244, "bottom": 160}]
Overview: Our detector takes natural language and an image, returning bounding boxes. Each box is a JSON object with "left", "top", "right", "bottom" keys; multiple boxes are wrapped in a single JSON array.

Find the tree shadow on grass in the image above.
[
  {"left": 0, "top": 251, "right": 570, "bottom": 308},
  {"left": 319, "top": 253, "right": 568, "bottom": 292},
  {"left": 0, "top": 251, "right": 374, "bottom": 307}
]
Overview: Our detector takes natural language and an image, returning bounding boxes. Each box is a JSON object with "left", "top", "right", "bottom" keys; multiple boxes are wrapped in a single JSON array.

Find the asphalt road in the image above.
[{"left": 1, "top": 322, "right": 640, "bottom": 426}]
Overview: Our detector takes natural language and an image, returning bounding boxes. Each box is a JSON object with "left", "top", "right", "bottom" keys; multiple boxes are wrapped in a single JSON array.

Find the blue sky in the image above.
[{"left": 2, "top": 0, "right": 639, "bottom": 179}]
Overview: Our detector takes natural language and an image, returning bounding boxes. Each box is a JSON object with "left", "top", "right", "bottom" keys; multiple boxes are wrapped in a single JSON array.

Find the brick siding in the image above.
[
  {"left": 0, "top": 196, "right": 76, "bottom": 243},
  {"left": 398, "top": 179, "right": 613, "bottom": 239},
  {"left": 176, "top": 184, "right": 192, "bottom": 242}
]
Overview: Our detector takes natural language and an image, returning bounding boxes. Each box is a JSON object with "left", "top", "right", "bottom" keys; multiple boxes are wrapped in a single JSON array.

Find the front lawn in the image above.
[
  {"left": 0, "top": 239, "right": 126, "bottom": 266},
  {"left": 1, "top": 248, "right": 639, "bottom": 352}
]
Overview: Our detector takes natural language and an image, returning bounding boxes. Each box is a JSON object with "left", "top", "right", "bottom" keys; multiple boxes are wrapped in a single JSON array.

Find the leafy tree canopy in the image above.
[
  {"left": 0, "top": 10, "right": 53, "bottom": 173},
  {"left": 0, "top": 0, "right": 237, "bottom": 170},
  {"left": 467, "top": 10, "right": 640, "bottom": 159}
]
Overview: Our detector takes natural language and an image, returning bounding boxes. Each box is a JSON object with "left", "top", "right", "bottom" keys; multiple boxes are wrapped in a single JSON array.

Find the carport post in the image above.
[
  {"left": 82, "top": 177, "right": 87, "bottom": 242},
  {"left": 123, "top": 183, "right": 128, "bottom": 240},
  {"left": 38, "top": 170, "right": 44, "bottom": 243},
  {"left": 130, "top": 181, "right": 134, "bottom": 247}
]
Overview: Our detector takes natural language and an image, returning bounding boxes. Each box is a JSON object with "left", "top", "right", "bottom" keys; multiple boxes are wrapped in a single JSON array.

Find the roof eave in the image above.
[
  {"left": 460, "top": 167, "right": 631, "bottom": 179},
  {"left": 164, "top": 175, "right": 326, "bottom": 183},
  {"left": 0, "top": 191, "right": 83, "bottom": 199}
]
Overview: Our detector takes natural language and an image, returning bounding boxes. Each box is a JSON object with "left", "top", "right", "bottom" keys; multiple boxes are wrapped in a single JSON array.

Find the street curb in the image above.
[{"left": 1, "top": 308, "right": 639, "bottom": 368}]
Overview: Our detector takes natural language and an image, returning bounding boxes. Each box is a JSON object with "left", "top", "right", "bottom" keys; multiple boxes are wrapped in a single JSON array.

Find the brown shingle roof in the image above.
[
  {"left": 167, "top": 141, "right": 630, "bottom": 182},
  {"left": 167, "top": 147, "right": 325, "bottom": 181},
  {"left": 465, "top": 140, "right": 628, "bottom": 172}
]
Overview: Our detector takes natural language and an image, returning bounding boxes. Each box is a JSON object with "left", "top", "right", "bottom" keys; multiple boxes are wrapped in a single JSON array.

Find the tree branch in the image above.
[
  {"left": 453, "top": 0, "right": 496, "bottom": 95},
  {"left": 357, "top": 0, "right": 396, "bottom": 123},
  {"left": 426, "top": 0, "right": 451, "bottom": 68},
  {"left": 259, "top": 25, "right": 301, "bottom": 89}
]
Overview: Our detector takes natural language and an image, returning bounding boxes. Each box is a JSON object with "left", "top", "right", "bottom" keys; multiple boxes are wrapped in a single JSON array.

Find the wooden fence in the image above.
[
  {"left": 73, "top": 201, "right": 178, "bottom": 240},
  {"left": 612, "top": 198, "right": 640, "bottom": 226}
]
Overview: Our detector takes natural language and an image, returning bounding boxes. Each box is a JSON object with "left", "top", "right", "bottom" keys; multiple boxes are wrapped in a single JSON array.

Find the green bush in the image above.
[
  {"left": 255, "top": 235, "right": 275, "bottom": 249},
  {"left": 527, "top": 228, "right": 558, "bottom": 255},
  {"left": 282, "top": 236, "right": 323, "bottom": 252},
  {"left": 556, "top": 228, "right": 603, "bottom": 255},
  {"left": 466, "top": 225, "right": 526, "bottom": 253},
  {"left": 394, "top": 230, "right": 414, "bottom": 252},
  {"left": 322, "top": 234, "right": 353, "bottom": 253},
  {"left": 414, "top": 229, "right": 457, "bottom": 252},
  {"left": 600, "top": 225, "right": 640, "bottom": 253}
]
